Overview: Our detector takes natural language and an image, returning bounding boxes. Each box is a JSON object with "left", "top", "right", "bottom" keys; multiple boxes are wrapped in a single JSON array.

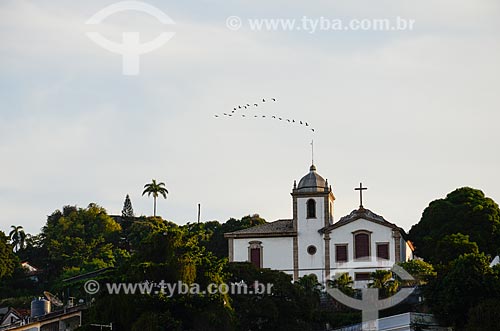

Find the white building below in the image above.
[{"left": 225, "top": 165, "right": 414, "bottom": 285}]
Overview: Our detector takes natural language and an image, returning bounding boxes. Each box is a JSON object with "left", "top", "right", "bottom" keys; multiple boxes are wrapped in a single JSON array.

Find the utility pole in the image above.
[{"left": 197, "top": 203, "right": 201, "bottom": 223}]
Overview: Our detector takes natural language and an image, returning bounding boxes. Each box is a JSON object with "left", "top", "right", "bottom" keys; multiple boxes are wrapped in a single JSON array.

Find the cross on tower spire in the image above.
[{"left": 354, "top": 182, "right": 368, "bottom": 208}]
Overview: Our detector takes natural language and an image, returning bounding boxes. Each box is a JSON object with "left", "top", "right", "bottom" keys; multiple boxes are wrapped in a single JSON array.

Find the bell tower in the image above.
[{"left": 291, "top": 164, "right": 335, "bottom": 282}]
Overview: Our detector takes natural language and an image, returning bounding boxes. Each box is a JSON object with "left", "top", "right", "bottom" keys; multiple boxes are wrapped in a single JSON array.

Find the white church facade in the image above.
[{"left": 225, "top": 165, "right": 414, "bottom": 286}]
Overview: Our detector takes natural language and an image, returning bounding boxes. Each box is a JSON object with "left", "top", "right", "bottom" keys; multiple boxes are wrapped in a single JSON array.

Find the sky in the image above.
[{"left": 0, "top": 0, "right": 499, "bottom": 236}]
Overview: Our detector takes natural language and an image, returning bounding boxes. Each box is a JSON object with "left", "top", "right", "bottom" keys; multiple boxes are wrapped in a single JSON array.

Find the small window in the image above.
[
  {"left": 307, "top": 245, "right": 317, "bottom": 255},
  {"left": 377, "top": 243, "right": 389, "bottom": 260},
  {"left": 355, "top": 273, "right": 371, "bottom": 281},
  {"left": 307, "top": 199, "right": 316, "bottom": 218},
  {"left": 336, "top": 244, "right": 348, "bottom": 262}
]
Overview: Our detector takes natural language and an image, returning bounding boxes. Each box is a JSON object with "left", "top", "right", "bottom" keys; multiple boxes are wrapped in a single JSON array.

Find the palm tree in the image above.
[
  {"left": 328, "top": 272, "right": 355, "bottom": 296},
  {"left": 368, "top": 270, "right": 399, "bottom": 298},
  {"left": 9, "top": 225, "right": 26, "bottom": 252},
  {"left": 142, "top": 179, "right": 168, "bottom": 217},
  {"left": 296, "top": 274, "right": 323, "bottom": 294}
]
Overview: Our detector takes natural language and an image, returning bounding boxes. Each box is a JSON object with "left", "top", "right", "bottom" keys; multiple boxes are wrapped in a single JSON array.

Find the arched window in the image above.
[
  {"left": 307, "top": 199, "right": 316, "bottom": 219},
  {"left": 354, "top": 231, "right": 371, "bottom": 260}
]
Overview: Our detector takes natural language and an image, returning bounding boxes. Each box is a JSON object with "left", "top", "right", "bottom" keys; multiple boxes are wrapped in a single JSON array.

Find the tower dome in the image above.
[{"left": 296, "top": 164, "right": 329, "bottom": 193}]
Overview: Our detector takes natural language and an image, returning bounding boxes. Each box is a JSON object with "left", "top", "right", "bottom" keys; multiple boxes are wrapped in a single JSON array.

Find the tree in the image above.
[
  {"left": 295, "top": 274, "right": 323, "bottom": 295},
  {"left": 369, "top": 270, "right": 399, "bottom": 298},
  {"left": 434, "top": 233, "right": 479, "bottom": 265},
  {"left": 0, "top": 231, "right": 17, "bottom": 279},
  {"left": 186, "top": 214, "right": 267, "bottom": 258},
  {"left": 227, "top": 262, "right": 323, "bottom": 330},
  {"left": 397, "top": 259, "right": 436, "bottom": 286},
  {"left": 425, "top": 253, "right": 499, "bottom": 330},
  {"left": 409, "top": 187, "right": 500, "bottom": 262},
  {"left": 122, "top": 194, "right": 135, "bottom": 218},
  {"left": 142, "top": 179, "right": 168, "bottom": 217},
  {"left": 9, "top": 225, "right": 26, "bottom": 252},
  {"left": 328, "top": 273, "right": 355, "bottom": 297},
  {"left": 42, "top": 204, "right": 124, "bottom": 279}
]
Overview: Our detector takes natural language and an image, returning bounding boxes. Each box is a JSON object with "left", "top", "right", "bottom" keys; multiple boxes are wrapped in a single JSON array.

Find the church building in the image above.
[{"left": 224, "top": 165, "right": 414, "bottom": 287}]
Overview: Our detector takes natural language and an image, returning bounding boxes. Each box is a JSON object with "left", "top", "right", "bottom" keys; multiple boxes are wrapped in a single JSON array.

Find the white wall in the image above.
[
  {"left": 296, "top": 196, "right": 326, "bottom": 282},
  {"left": 329, "top": 218, "right": 396, "bottom": 283},
  {"left": 232, "top": 237, "right": 294, "bottom": 273}
]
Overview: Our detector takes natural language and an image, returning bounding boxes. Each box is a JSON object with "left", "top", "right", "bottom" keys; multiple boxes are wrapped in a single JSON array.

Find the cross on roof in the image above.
[{"left": 354, "top": 182, "right": 367, "bottom": 208}]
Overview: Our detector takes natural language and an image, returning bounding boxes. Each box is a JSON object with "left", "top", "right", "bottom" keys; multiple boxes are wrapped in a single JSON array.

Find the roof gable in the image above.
[{"left": 320, "top": 207, "right": 403, "bottom": 234}]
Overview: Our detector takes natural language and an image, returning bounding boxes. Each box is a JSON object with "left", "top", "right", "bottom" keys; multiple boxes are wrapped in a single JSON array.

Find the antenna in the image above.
[
  {"left": 311, "top": 140, "right": 314, "bottom": 165},
  {"left": 197, "top": 203, "right": 201, "bottom": 224},
  {"left": 43, "top": 291, "right": 63, "bottom": 307}
]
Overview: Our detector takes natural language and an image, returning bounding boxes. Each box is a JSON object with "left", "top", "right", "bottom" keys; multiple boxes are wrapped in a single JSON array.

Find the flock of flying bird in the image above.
[{"left": 214, "top": 98, "right": 315, "bottom": 133}]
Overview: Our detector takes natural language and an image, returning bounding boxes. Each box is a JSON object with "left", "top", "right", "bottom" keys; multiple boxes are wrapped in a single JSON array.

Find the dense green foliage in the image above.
[
  {"left": 3, "top": 186, "right": 500, "bottom": 330},
  {"left": 409, "top": 187, "right": 500, "bottom": 263},
  {"left": 434, "top": 233, "right": 479, "bottom": 265},
  {"left": 0, "top": 231, "right": 17, "bottom": 280},
  {"left": 424, "top": 253, "right": 500, "bottom": 330},
  {"left": 42, "top": 204, "right": 126, "bottom": 281},
  {"left": 397, "top": 259, "right": 435, "bottom": 286},
  {"left": 185, "top": 214, "right": 267, "bottom": 258}
]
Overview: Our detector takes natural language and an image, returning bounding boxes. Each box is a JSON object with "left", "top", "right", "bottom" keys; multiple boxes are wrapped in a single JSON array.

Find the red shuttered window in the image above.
[
  {"left": 355, "top": 233, "right": 370, "bottom": 259},
  {"left": 377, "top": 243, "right": 389, "bottom": 260},
  {"left": 336, "top": 245, "right": 348, "bottom": 262}
]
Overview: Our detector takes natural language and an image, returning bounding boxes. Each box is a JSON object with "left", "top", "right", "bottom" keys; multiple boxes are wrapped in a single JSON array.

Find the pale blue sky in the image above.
[{"left": 1, "top": 0, "right": 499, "bottom": 235}]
